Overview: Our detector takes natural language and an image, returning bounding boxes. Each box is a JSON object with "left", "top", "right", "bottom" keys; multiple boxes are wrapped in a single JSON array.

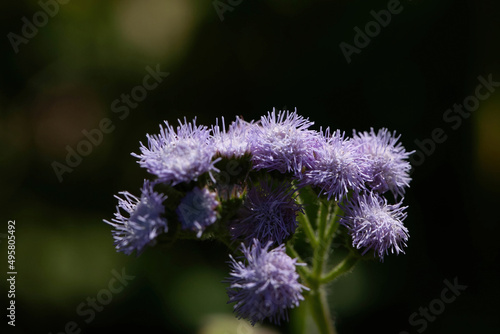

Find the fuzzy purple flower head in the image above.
[
  {"left": 104, "top": 180, "right": 167, "bottom": 255},
  {"left": 304, "top": 129, "right": 367, "bottom": 201},
  {"left": 211, "top": 116, "right": 253, "bottom": 158},
  {"left": 249, "top": 109, "right": 322, "bottom": 177},
  {"left": 352, "top": 128, "right": 413, "bottom": 198},
  {"left": 101, "top": 108, "right": 416, "bottom": 332},
  {"left": 230, "top": 180, "right": 303, "bottom": 246},
  {"left": 225, "top": 239, "right": 308, "bottom": 325},
  {"left": 176, "top": 187, "right": 219, "bottom": 238},
  {"left": 132, "top": 118, "right": 220, "bottom": 185},
  {"left": 340, "top": 192, "right": 409, "bottom": 262}
]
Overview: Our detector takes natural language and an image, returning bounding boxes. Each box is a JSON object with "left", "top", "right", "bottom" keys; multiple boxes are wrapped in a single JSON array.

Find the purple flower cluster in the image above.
[
  {"left": 340, "top": 192, "right": 409, "bottom": 262},
  {"left": 226, "top": 239, "right": 308, "bottom": 325},
  {"left": 230, "top": 180, "right": 303, "bottom": 246},
  {"left": 104, "top": 108, "right": 413, "bottom": 325},
  {"left": 212, "top": 116, "right": 253, "bottom": 158},
  {"left": 104, "top": 180, "right": 167, "bottom": 255},
  {"left": 351, "top": 128, "right": 413, "bottom": 198},
  {"left": 300, "top": 127, "right": 413, "bottom": 201},
  {"left": 132, "top": 118, "right": 220, "bottom": 185},
  {"left": 249, "top": 110, "right": 323, "bottom": 176},
  {"left": 302, "top": 129, "right": 367, "bottom": 201},
  {"left": 177, "top": 187, "right": 219, "bottom": 238}
]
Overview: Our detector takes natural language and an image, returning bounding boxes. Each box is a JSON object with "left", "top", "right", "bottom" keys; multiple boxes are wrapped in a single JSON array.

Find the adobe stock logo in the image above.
[
  {"left": 48, "top": 268, "right": 135, "bottom": 334},
  {"left": 212, "top": 0, "right": 244, "bottom": 21},
  {"left": 399, "top": 277, "right": 467, "bottom": 334},
  {"left": 7, "top": 0, "right": 71, "bottom": 54},
  {"left": 51, "top": 64, "right": 169, "bottom": 183},
  {"left": 339, "top": 0, "right": 404, "bottom": 64},
  {"left": 409, "top": 74, "right": 499, "bottom": 169}
]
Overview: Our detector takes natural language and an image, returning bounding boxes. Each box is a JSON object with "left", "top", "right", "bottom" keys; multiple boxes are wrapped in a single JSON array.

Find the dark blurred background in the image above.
[{"left": 1, "top": 0, "right": 499, "bottom": 333}]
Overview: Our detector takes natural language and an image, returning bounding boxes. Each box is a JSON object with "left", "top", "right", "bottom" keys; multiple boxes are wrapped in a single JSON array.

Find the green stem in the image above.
[
  {"left": 321, "top": 252, "right": 358, "bottom": 284},
  {"left": 324, "top": 204, "right": 340, "bottom": 247},
  {"left": 312, "top": 200, "right": 333, "bottom": 280},
  {"left": 307, "top": 200, "right": 337, "bottom": 334},
  {"left": 316, "top": 200, "right": 330, "bottom": 241},
  {"left": 297, "top": 205, "right": 318, "bottom": 248},
  {"left": 286, "top": 244, "right": 311, "bottom": 280},
  {"left": 308, "top": 288, "right": 337, "bottom": 334},
  {"left": 296, "top": 195, "right": 352, "bottom": 334}
]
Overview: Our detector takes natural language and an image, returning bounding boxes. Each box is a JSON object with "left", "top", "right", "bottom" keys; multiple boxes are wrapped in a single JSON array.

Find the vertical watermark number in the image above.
[{"left": 6, "top": 220, "right": 16, "bottom": 327}]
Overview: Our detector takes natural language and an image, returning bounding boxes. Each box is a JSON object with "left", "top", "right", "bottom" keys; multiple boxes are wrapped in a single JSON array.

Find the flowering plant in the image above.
[{"left": 104, "top": 109, "right": 413, "bottom": 333}]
